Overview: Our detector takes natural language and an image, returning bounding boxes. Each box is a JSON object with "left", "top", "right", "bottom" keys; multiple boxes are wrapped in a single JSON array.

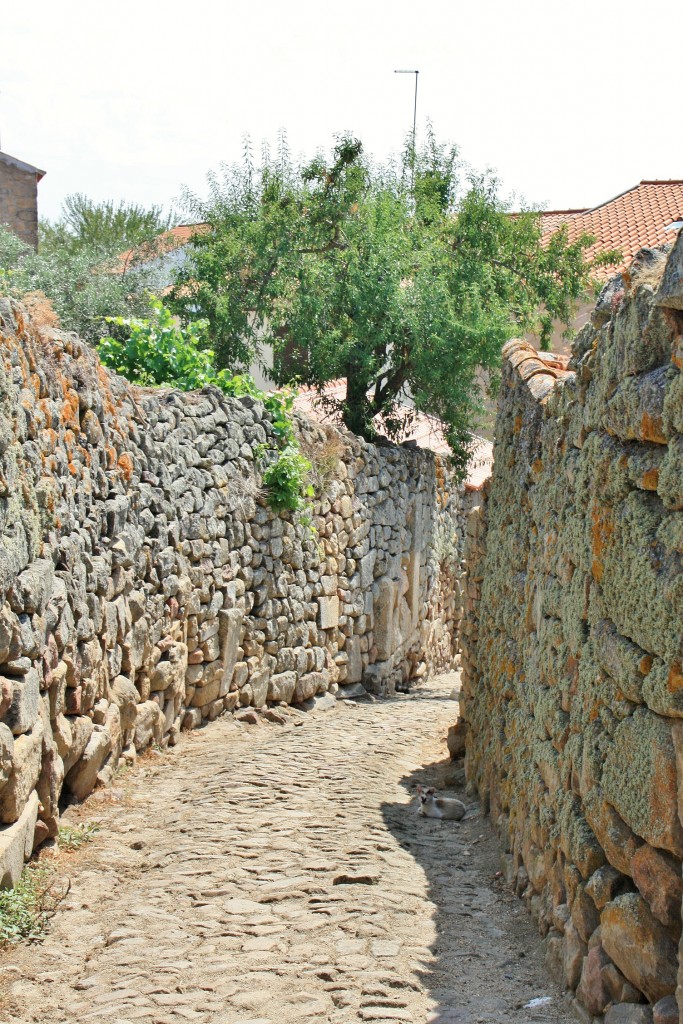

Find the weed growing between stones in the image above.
[
  {"left": 57, "top": 821, "right": 101, "bottom": 852},
  {"left": 300, "top": 425, "right": 349, "bottom": 496},
  {"left": 0, "top": 866, "right": 68, "bottom": 945}
]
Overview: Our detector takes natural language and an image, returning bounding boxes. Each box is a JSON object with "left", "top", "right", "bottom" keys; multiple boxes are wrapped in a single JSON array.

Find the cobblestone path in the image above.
[{"left": 4, "top": 675, "right": 571, "bottom": 1024}]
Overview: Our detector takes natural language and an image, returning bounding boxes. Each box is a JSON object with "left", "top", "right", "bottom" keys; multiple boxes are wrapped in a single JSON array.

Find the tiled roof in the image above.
[
  {"left": 292, "top": 380, "right": 493, "bottom": 490},
  {"left": 540, "top": 181, "right": 683, "bottom": 279},
  {"left": 114, "top": 223, "right": 208, "bottom": 273}
]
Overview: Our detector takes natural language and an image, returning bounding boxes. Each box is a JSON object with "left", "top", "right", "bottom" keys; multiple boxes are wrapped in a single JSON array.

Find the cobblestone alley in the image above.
[{"left": 2, "top": 676, "right": 572, "bottom": 1024}]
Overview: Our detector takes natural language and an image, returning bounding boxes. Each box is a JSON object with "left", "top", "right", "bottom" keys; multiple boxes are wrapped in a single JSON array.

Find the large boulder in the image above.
[
  {"left": 601, "top": 893, "right": 677, "bottom": 1003},
  {"left": 133, "top": 700, "right": 164, "bottom": 750},
  {"left": 602, "top": 709, "right": 683, "bottom": 856},
  {"left": 0, "top": 720, "right": 44, "bottom": 824}
]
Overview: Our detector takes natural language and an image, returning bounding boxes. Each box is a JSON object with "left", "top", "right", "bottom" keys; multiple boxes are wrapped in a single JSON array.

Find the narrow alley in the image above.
[{"left": 3, "top": 676, "right": 571, "bottom": 1024}]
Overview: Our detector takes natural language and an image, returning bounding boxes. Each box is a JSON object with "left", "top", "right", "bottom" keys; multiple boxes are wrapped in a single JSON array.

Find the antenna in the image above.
[{"left": 393, "top": 70, "right": 419, "bottom": 191}]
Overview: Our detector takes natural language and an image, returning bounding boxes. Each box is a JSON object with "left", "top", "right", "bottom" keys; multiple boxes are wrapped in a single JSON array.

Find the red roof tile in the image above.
[
  {"left": 540, "top": 181, "right": 683, "bottom": 279},
  {"left": 114, "top": 223, "right": 208, "bottom": 274}
]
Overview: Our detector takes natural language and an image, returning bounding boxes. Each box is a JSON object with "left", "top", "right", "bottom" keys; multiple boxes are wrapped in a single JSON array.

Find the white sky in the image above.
[{"left": 3, "top": 0, "right": 681, "bottom": 223}]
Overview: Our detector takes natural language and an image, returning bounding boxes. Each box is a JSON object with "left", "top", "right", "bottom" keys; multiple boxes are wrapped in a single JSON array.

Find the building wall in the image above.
[
  {"left": 0, "top": 160, "right": 40, "bottom": 249},
  {"left": 0, "top": 299, "right": 464, "bottom": 887},
  {"left": 459, "top": 236, "right": 683, "bottom": 1020}
]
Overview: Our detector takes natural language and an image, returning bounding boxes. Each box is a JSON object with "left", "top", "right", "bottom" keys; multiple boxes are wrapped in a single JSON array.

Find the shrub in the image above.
[
  {"left": 99, "top": 300, "right": 313, "bottom": 518},
  {"left": 57, "top": 821, "right": 100, "bottom": 851},
  {"left": 0, "top": 225, "right": 158, "bottom": 345}
]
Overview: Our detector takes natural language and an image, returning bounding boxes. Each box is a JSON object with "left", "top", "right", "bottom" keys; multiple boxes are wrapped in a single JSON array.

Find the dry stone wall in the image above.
[
  {"left": 0, "top": 298, "right": 464, "bottom": 886},
  {"left": 460, "top": 237, "right": 683, "bottom": 1023}
]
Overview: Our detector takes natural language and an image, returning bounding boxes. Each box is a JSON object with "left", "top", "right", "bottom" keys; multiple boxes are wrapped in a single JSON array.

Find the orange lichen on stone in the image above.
[
  {"left": 640, "top": 411, "right": 666, "bottom": 444},
  {"left": 105, "top": 445, "right": 118, "bottom": 470},
  {"left": 513, "top": 414, "right": 523, "bottom": 435},
  {"left": 97, "top": 364, "right": 125, "bottom": 423},
  {"left": 667, "top": 664, "right": 683, "bottom": 692},
  {"left": 118, "top": 452, "right": 134, "bottom": 482},
  {"left": 640, "top": 468, "right": 659, "bottom": 490},
  {"left": 77, "top": 446, "right": 91, "bottom": 467},
  {"left": 590, "top": 503, "right": 614, "bottom": 583},
  {"left": 639, "top": 654, "right": 654, "bottom": 675},
  {"left": 672, "top": 335, "right": 683, "bottom": 370},
  {"left": 61, "top": 391, "right": 80, "bottom": 430}
]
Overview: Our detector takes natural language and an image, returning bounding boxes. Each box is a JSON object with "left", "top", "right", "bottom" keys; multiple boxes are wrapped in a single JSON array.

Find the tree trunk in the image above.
[{"left": 344, "top": 363, "right": 373, "bottom": 439}]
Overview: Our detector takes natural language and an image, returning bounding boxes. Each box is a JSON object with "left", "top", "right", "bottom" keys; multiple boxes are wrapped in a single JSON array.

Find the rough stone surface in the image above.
[
  {"left": 652, "top": 995, "right": 678, "bottom": 1024},
  {"left": 630, "top": 844, "right": 683, "bottom": 929},
  {"left": 3, "top": 676, "right": 576, "bottom": 1024},
  {"left": 64, "top": 729, "right": 113, "bottom": 802},
  {"left": 459, "top": 243, "right": 683, "bottom": 1019},
  {"left": 601, "top": 894, "right": 677, "bottom": 1004},
  {"left": 0, "top": 789, "right": 38, "bottom": 887},
  {"left": 605, "top": 1007, "right": 654, "bottom": 1024},
  {"left": 0, "top": 296, "right": 465, "bottom": 867}
]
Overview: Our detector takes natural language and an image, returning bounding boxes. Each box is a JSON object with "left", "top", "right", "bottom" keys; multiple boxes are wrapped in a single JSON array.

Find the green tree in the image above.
[
  {"left": 171, "top": 130, "right": 600, "bottom": 474},
  {"left": 0, "top": 224, "right": 158, "bottom": 345},
  {"left": 39, "top": 194, "right": 176, "bottom": 257}
]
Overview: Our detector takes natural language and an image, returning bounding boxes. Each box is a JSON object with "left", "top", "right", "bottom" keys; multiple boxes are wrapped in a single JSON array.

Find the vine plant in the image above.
[{"left": 99, "top": 298, "right": 312, "bottom": 517}]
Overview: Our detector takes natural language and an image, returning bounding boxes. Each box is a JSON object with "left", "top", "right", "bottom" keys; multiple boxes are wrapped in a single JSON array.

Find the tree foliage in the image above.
[
  {"left": 0, "top": 225, "right": 158, "bottom": 345},
  {"left": 39, "top": 194, "right": 176, "bottom": 257},
  {"left": 99, "top": 299, "right": 312, "bottom": 515},
  {"left": 173, "top": 131, "right": 599, "bottom": 471}
]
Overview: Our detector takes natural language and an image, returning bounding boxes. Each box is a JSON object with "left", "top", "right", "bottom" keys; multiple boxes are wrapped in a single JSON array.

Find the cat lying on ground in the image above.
[{"left": 416, "top": 785, "right": 466, "bottom": 821}]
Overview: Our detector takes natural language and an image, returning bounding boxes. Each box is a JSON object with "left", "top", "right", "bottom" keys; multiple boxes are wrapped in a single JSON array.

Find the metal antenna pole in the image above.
[
  {"left": 411, "top": 71, "right": 418, "bottom": 169},
  {"left": 394, "top": 70, "right": 420, "bottom": 192}
]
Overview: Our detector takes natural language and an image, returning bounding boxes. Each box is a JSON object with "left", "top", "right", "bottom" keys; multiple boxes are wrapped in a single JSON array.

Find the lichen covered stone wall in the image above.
[
  {"left": 460, "top": 237, "right": 683, "bottom": 1021},
  {"left": 0, "top": 299, "right": 463, "bottom": 886}
]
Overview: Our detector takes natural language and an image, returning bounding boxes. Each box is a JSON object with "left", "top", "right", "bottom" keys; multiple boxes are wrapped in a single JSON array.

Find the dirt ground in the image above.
[{"left": 1, "top": 674, "right": 573, "bottom": 1024}]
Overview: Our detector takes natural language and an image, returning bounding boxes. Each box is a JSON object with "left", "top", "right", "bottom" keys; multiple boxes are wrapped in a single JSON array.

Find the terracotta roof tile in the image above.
[
  {"left": 114, "top": 223, "right": 208, "bottom": 273},
  {"left": 540, "top": 181, "right": 683, "bottom": 279}
]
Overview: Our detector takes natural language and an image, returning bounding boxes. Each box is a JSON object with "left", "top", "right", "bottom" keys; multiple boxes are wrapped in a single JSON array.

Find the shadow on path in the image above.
[{"left": 380, "top": 737, "right": 572, "bottom": 1024}]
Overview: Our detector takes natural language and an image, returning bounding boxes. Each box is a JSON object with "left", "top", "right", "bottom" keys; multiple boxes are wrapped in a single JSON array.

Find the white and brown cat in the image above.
[{"left": 416, "top": 785, "right": 466, "bottom": 821}]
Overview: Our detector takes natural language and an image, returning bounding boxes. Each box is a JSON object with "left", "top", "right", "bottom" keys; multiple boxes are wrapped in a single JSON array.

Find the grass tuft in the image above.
[
  {"left": 57, "top": 821, "right": 100, "bottom": 851},
  {"left": 0, "top": 866, "right": 68, "bottom": 945}
]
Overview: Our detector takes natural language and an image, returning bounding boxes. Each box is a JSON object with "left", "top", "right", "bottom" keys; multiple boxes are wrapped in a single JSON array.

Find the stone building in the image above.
[{"left": 0, "top": 150, "right": 46, "bottom": 249}]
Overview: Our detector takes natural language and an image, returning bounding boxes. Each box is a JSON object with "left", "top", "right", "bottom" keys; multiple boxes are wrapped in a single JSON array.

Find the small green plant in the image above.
[
  {"left": 261, "top": 444, "right": 314, "bottom": 513},
  {"left": 99, "top": 299, "right": 314, "bottom": 519},
  {"left": 99, "top": 298, "right": 214, "bottom": 390},
  {"left": 57, "top": 821, "right": 101, "bottom": 851},
  {"left": 0, "top": 866, "right": 66, "bottom": 945}
]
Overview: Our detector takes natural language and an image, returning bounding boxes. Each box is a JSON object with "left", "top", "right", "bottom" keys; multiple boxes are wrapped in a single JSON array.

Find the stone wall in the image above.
[
  {"left": 460, "top": 237, "right": 683, "bottom": 1022},
  {"left": 0, "top": 158, "right": 40, "bottom": 250},
  {"left": 0, "top": 299, "right": 463, "bottom": 887}
]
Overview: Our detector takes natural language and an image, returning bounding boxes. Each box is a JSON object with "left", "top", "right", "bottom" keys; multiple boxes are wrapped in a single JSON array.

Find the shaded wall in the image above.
[{"left": 460, "top": 238, "right": 683, "bottom": 1020}]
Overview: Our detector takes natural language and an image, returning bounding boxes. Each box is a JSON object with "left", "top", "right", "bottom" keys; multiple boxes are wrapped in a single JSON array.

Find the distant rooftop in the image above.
[
  {"left": 114, "top": 223, "right": 208, "bottom": 274},
  {"left": 539, "top": 180, "right": 683, "bottom": 279}
]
